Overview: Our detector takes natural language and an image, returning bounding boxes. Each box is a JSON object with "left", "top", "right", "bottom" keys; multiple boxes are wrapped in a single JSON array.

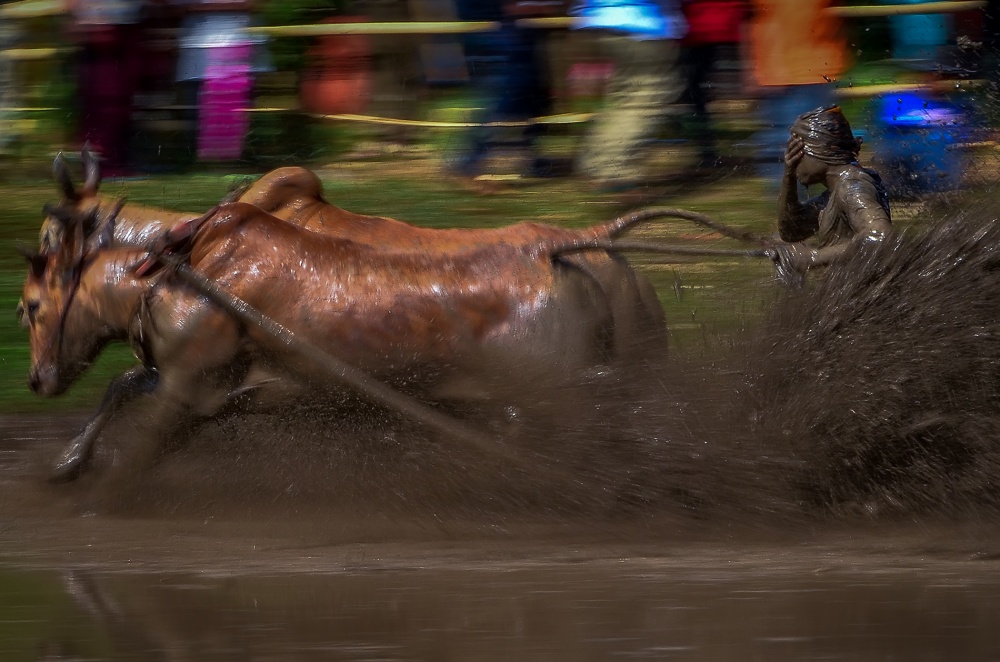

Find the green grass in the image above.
[{"left": 0, "top": 155, "right": 940, "bottom": 413}]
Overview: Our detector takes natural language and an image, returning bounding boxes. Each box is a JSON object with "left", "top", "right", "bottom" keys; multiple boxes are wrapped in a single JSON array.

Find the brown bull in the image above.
[
  {"left": 39, "top": 150, "right": 666, "bottom": 361},
  {"left": 22, "top": 202, "right": 632, "bottom": 481},
  {"left": 38, "top": 148, "right": 327, "bottom": 250}
]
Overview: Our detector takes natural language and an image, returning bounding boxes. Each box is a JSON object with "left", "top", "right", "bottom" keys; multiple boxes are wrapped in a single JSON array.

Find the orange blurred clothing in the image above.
[{"left": 749, "top": 0, "right": 847, "bottom": 87}]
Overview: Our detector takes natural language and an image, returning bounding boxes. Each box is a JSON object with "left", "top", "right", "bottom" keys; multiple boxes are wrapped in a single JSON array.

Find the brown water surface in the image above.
[{"left": 3, "top": 414, "right": 1000, "bottom": 660}]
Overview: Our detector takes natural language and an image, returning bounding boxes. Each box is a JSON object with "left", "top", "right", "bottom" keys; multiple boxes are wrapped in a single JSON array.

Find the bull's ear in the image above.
[
  {"left": 15, "top": 242, "right": 47, "bottom": 278},
  {"left": 82, "top": 143, "right": 100, "bottom": 196},
  {"left": 90, "top": 198, "right": 122, "bottom": 251},
  {"left": 43, "top": 202, "right": 76, "bottom": 228},
  {"left": 53, "top": 152, "right": 77, "bottom": 201}
]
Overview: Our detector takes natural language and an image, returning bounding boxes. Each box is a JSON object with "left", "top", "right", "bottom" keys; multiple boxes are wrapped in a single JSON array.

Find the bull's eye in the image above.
[{"left": 20, "top": 300, "right": 40, "bottom": 326}]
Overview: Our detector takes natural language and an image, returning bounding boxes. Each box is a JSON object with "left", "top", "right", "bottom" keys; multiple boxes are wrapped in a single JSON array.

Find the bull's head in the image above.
[
  {"left": 21, "top": 199, "right": 118, "bottom": 396},
  {"left": 39, "top": 146, "right": 102, "bottom": 252}
]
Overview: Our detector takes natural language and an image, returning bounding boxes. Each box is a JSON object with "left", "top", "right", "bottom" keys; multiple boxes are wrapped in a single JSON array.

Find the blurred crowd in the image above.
[{"left": 0, "top": 0, "right": 993, "bottom": 193}]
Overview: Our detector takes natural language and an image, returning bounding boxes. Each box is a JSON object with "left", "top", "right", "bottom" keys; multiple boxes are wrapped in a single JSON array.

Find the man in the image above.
[
  {"left": 770, "top": 106, "right": 892, "bottom": 286},
  {"left": 450, "top": 0, "right": 557, "bottom": 186},
  {"left": 68, "top": 0, "right": 146, "bottom": 175}
]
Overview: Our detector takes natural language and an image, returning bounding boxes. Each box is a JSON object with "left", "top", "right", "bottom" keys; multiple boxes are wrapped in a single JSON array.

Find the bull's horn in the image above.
[
  {"left": 14, "top": 240, "right": 40, "bottom": 260},
  {"left": 53, "top": 152, "right": 77, "bottom": 201},
  {"left": 81, "top": 143, "right": 100, "bottom": 196},
  {"left": 107, "top": 196, "right": 126, "bottom": 225},
  {"left": 15, "top": 241, "right": 47, "bottom": 277},
  {"left": 91, "top": 197, "right": 124, "bottom": 250}
]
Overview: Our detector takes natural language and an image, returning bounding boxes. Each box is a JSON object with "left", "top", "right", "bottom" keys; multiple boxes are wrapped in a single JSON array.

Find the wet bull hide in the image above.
[
  {"left": 40, "top": 149, "right": 666, "bottom": 362},
  {"left": 21, "top": 202, "right": 631, "bottom": 481}
]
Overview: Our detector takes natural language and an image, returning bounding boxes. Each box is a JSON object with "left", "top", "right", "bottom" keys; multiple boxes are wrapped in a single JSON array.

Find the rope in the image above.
[
  {"left": 305, "top": 111, "right": 593, "bottom": 128},
  {"left": 612, "top": 207, "right": 771, "bottom": 246},
  {"left": 158, "top": 254, "right": 496, "bottom": 446},
  {"left": 553, "top": 239, "right": 772, "bottom": 260}
]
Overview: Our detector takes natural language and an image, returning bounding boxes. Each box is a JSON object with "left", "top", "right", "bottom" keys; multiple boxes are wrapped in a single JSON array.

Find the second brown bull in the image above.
[{"left": 39, "top": 150, "right": 667, "bottom": 362}]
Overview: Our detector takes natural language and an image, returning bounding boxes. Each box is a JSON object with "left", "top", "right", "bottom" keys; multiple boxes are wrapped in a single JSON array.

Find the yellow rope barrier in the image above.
[
  {"left": 828, "top": 0, "right": 985, "bottom": 18},
  {"left": 243, "top": 109, "right": 595, "bottom": 128},
  {"left": 0, "top": 47, "right": 66, "bottom": 61},
  {"left": 0, "top": 0, "right": 62, "bottom": 19},
  {"left": 834, "top": 78, "right": 985, "bottom": 99},
  {"left": 251, "top": 3, "right": 983, "bottom": 38},
  {"left": 248, "top": 21, "right": 499, "bottom": 38},
  {"left": 313, "top": 111, "right": 594, "bottom": 127}
]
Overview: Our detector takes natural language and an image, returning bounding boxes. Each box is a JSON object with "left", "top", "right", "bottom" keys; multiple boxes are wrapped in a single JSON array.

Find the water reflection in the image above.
[{"left": 3, "top": 563, "right": 1000, "bottom": 660}]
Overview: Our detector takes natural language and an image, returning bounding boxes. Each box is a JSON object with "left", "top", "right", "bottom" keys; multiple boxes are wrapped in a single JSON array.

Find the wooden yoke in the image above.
[{"left": 132, "top": 206, "right": 221, "bottom": 277}]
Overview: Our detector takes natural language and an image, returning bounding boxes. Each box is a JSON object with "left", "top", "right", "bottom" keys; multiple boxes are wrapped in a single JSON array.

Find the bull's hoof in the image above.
[{"left": 49, "top": 443, "right": 89, "bottom": 483}]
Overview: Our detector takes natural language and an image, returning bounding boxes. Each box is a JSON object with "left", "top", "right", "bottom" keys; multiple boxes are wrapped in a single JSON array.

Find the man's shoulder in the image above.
[
  {"left": 833, "top": 166, "right": 886, "bottom": 197},
  {"left": 832, "top": 165, "right": 892, "bottom": 220}
]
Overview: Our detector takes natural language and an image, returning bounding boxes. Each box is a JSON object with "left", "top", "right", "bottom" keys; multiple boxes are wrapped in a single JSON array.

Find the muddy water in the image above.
[
  {"left": 10, "top": 210, "right": 1000, "bottom": 658},
  {"left": 5, "top": 560, "right": 1000, "bottom": 660},
  {"left": 3, "top": 405, "right": 1000, "bottom": 659}
]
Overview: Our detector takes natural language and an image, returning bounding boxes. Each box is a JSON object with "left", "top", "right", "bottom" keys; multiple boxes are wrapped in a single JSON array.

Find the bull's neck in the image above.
[
  {"left": 79, "top": 250, "right": 155, "bottom": 338},
  {"left": 93, "top": 195, "right": 175, "bottom": 248}
]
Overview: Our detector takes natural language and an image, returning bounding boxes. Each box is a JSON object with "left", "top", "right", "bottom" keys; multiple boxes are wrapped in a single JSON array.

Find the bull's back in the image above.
[
  {"left": 190, "top": 206, "right": 566, "bottom": 368},
  {"left": 300, "top": 208, "right": 583, "bottom": 254},
  {"left": 251, "top": 186, "right": 666, "bottom": 356}
]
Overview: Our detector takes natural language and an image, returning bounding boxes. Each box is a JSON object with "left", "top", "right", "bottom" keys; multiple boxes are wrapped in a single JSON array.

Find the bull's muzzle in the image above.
[{"left": 28, "top": 364, "right": 60, "bottom": 396}]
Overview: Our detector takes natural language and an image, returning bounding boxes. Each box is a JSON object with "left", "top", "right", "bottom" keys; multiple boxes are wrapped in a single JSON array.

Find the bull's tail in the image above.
[{"left": 590, "top": 207, "right": 770, "bottom": 246}]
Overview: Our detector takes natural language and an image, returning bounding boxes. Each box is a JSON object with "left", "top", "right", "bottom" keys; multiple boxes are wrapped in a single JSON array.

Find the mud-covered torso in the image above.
[{"left": 813, "top": 166, "right": 891, "bottom": 248}]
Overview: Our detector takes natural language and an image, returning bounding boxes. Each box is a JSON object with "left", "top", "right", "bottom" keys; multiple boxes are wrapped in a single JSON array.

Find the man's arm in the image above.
[{"left": 777, "top": 135, "right": 821, "bottom": 242}]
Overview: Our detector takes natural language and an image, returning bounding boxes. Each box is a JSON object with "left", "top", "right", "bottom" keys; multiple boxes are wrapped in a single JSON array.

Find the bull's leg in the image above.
[
  {"left": 50, "top": 366, "right": 159, "bottom": 482},
  {"left": 109, "top": 395, "right": 192, "bottom": 479}
]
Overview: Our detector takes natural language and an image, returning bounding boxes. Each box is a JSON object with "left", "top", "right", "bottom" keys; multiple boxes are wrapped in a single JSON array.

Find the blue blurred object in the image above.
[
  {"left": 872, "top": 91, "right": 965, "bottom": 195},
  {"left": 880, "top": 0, "right": 951, "bottom": 61}
]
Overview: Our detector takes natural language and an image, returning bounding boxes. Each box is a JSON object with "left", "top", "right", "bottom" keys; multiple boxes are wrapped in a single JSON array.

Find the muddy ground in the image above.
[{"left": 3, "top": 409, "right": 1000, "bottom": 574}]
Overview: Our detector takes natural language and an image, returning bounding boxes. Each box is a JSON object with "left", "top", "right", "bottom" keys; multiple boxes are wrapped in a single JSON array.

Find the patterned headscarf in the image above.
[{"left": 790, "top": 106, "right": 861, "bottom": 165}]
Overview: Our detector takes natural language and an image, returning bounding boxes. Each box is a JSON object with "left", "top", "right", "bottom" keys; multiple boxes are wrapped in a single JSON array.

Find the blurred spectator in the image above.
[
  {"left": 871, "top": 89, "right": 966, "bottom": 197},
  {"left": 128, "top": 0, "right": 186, "bottom": 171},
  {"left": 680, "top": 0, "right": 747, "bottom": 166},
  {"left": 175, "top": 0, "right": 269, "bottom": 162},
  {"left": 569, "top": 0, "right": 688, "bottom": 192},
  {"left": 881, "top": 0, "right": 951, "bottom": 64},
  {"left": 68, "top": 0, "right": 146, "bottom": 176},
  {"left": 449, "top": 0, "right": 560, "bottom": 185},
  {"left": 746, "top": 0, "right": 847, "bottom": 185}
]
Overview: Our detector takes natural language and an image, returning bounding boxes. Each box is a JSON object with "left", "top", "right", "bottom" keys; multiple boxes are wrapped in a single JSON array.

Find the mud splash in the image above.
[
  {"left": 745, "top": 208, "right": 1000, "bottom": 517},
  {"left": 14, "top": 209, "right": 1000, "bottom": 528},
  {"left": 45, "top": 354, "right": 791, "bottom": 525}
]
